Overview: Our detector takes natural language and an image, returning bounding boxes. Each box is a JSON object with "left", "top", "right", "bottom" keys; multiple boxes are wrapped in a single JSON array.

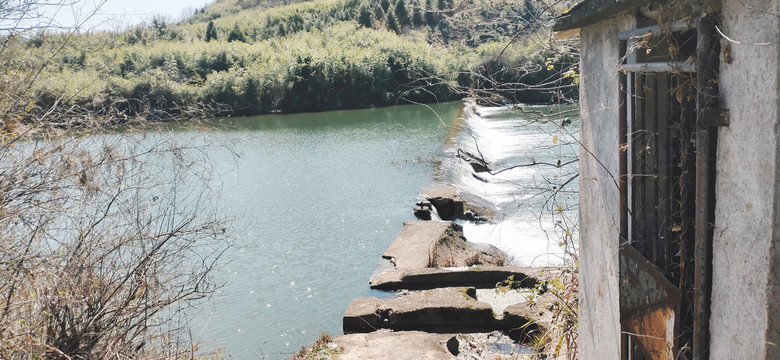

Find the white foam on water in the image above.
[
  {"left": 459, "top": 219, "right": 567, "bottom": 267},
  {"left": 445, "top": 103, "right": 579, "bottom": 266}
]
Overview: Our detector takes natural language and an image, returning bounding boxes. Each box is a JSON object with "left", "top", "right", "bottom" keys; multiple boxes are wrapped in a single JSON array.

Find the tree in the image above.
[
  {"left": 425, "top": 0, "right": 438, "bottom": 27},
  {"left": 412, "top": 4, "right": 424, "bottom": 27},
  {"left": 374, "top": 4, "right": 386, "bottom": 23},
  {"left": 436, "top": 0, "right": 452, "bottom": 11},
  {"left": 227, "top": 23, "right": 247, "bottom": 42},
  {"left": 395, "top": 0, "right": 410, "bottom": 26},
  {"left": 386, "top": 12, "right": 401, "bottom": 34},
  {"left": 0, "top": 1, "right": 231, "bottom": 358},
  {"left": 358, "top": 5, "right": 374, "bottom": 28},
  {"left": 0, "top": 135, "right": 230, "bottom": 358},
  {"left": 206, "top": 20, "right": 218, "bottom": 41},
  {"left": 151, "top": 15, "right": 168, "bottom": 37},
  {"left": 437, "top": 19, "right": 449, "bottom": 42},
  {"left": 380, "top": 0, "right": 391, "bottom": 13}
]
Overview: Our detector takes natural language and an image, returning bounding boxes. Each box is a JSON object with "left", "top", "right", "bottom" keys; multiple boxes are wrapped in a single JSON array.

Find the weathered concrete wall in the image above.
[
  {"left": 577, "top": 14, "right": 635, "bottom": 359},
  {"left": 711, "top": 0, "right": 780, "bottom": 358}
]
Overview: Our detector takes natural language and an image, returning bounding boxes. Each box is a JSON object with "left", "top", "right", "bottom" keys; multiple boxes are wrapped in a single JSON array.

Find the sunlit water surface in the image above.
[
  {"left": 188, "top": 103, "right": 463, "bottom": 358},
  {"left": 53, "top": 102, "right": 578, "bottom": 359}
]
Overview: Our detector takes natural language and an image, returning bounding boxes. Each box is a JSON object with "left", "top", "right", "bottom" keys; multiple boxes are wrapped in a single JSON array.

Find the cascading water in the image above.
[{"left": 438, "top": 101, "right": 580, "bottom": 267}]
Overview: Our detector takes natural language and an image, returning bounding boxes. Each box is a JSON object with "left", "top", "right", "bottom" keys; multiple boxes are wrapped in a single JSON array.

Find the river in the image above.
[
  {"left": 60, "top": 100, "right": 577, "bottom": 359},
  {"left": 178, "top": 101, "right": 579, "bottom": 359},
  {"left": 189, "top": 103, "right": 464, "bottom": 358}
]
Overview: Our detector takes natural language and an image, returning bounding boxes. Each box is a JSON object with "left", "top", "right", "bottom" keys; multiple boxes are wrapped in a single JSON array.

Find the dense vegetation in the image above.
[{"left": 1, "top": 0, "right": 576, "bottom": 128}]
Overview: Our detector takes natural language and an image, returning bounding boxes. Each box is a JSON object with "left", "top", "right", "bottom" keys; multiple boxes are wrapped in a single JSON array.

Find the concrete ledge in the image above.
[
  {"left": 370, "top": 265, "right": 539, "bottom": 290},
  {"left": 503, "top": 302, "right": 548, "bottom": 342},
  {"left": 344, "top": 287, "right": 495, "bottom": 334},
  {"left": 343, "top": 287, "right": 543, "bottom": 341},
  {"left": 370, "top": 220, "right": 513, "bottom": 290},
  {"left": 381, "top": 221, "right": 451, "bottom": 270},
  {"left": 334, "top": 330, "right": 459, "bottom": 360},
  {"left": 419, "top": 187, "right": 493, "bottom": 221}
]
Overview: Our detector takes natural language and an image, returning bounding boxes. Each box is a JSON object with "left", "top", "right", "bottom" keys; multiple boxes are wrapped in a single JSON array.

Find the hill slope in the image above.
[{"left": 1, "top": 0, "right": 576, "bottom": 127}]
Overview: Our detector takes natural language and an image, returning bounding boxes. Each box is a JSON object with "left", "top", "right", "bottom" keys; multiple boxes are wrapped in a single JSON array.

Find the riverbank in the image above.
[{"left": 1, "top": 0, "right": 577, "bottom": 132}]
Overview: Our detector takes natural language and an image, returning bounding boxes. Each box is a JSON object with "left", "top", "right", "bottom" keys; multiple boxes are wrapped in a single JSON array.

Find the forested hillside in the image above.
[{"left": 1, "top": 0, "right": 577, "bottom": 128}]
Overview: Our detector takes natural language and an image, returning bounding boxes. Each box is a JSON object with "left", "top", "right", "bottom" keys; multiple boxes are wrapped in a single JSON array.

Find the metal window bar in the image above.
[
  {"left": 618, "top": 16, "right": 709, "bottom": 360},
  {"left": 620, "top": 61, "right": 696, "bottom": 73},
  {"left": 618, "top": 19, "right": 698, "bottom": 41}
]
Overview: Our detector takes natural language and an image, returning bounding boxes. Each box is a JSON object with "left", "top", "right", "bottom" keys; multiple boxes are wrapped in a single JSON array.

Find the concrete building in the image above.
[{"left": 553, "top": 0, "right": 779, "bottom": 358}]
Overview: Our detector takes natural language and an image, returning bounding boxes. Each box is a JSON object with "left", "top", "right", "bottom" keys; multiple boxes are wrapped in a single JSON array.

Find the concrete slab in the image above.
[
  {"left": 420, "top": 186, "right": 494, "bottom": 221},
  {"left": 420, "top": 187, "right": 461, "bottom": 200},
  {"left": 371, "top": 221, "right": 513, "bottom": 289},
  {"left": 382, "top": 221, "right": 451, "bottom": 270},
  {"left": 343, "top": 287, "right": 495, "bottom": 333},
  {"left": 370, "top": 265, "right": 539, "bottom": 290},
  {"left": 503, "top": 302, "right": 548, "bottom": 342},
  {"left": 420, "top": 187, "right": 464, "bottom": 220},
  {"left": 333, "top": 330, "right": 458, "bottom": 360}
]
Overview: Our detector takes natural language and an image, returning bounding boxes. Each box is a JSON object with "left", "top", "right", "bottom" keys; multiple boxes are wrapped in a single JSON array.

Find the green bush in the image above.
[
  {"left": 227, "top": 24, "right": 248, "bottom": 42},
  {"left": 6, "top": 0, "right": 573, "bottom": 123}
]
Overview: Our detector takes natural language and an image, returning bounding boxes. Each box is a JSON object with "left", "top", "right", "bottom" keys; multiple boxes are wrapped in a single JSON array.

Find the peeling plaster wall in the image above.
[
  {"left": 577, "top": 14, "right": 635, "bottom": 359},
  {"left": 711, "top": 0, "right": 780, "bottom": 358}
]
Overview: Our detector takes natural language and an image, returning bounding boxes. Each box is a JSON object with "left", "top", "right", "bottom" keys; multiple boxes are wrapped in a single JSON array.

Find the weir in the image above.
[{"left": 325, "top": 103, "right": 579, "bottom": 358}]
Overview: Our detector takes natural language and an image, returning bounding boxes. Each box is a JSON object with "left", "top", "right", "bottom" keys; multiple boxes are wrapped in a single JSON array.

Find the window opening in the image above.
[{"left": 617, "top": 18, "right": 701, "bottom": 360}]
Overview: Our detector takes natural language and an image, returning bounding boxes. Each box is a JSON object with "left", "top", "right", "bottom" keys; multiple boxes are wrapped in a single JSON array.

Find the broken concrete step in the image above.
[
  {"left": 371, "top": 220, "right": 513, "bottom": 290},
  {"left": 381, "top": 221, "right": 452, "bottom": 270},
  {"left": 414, "top": 201, "right": 433, "bottom": 220},
  {"left": 343, "top": 287, "right": 540, "bottom": 339},
  {"left": 418, "top": 187, "right": 465, "bottom": 221},
  {"left": 343, "top": 287, "right": 494, "bottom": 334},
  {"left": 502, "top": 302, "right": 548, "bottom": 343},
  {"left": 333, "top": 330, "right": 459, "bottom": 360},
  {"left": 370, "top": 265, "right": 539, "bottom": 290}
]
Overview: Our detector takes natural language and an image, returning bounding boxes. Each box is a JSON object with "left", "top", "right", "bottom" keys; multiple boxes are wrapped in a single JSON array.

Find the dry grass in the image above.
[{"left": 291, "top": 333, "right": 342, "bottom": 360}]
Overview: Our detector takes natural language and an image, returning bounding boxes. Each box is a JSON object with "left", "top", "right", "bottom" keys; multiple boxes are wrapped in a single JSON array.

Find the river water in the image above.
[
  {"left": 189, "top": 103, "right": 463, "bottom": 358},
  {"left": 443, "top": 103, "right": 579, "bottom": 267},
  {"left": 79, "top": 101, "right": 574, "bottom": 359},
  {"left": 180, "top": 102, "right": 580, "bottom": 359}
]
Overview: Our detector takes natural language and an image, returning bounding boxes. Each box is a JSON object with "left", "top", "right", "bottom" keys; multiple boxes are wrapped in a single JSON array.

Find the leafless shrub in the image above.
[
  {"left": 0, "top": 3, "right": 233, "bottom": 358},
  {"left": 0, "top": 134, "right": 231, "bottom": 359}
]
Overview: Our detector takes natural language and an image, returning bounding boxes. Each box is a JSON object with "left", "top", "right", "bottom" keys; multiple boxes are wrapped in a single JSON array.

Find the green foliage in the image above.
[
  {"left": 227, "top": 24, "right": 248, "bottom": 42},
  {"left": 206, "top": 20, "right": 218, "bottom": 41},
  {"left": 386, "top": 12, "right": 401, "bottom": 34},
  {"left": 151, "top": 16, "right": 168, "bottom": 37},
  {"left": 3, "top": 0, "right": 575, "bottom": 123},
  {"left": 459, "top": 37, "right": 578, "bottom": 103},
  {"left": 411, "top": 4, "right": 424, "bottom": 27},
  {"left": 358, "top": 5, "right": 373, "bottom": 27},
  {"left": 373, "top": 4, "right": 385, "bottom": 23},
  {"left": 438, "top": 20, "right": 450, "bottom": 42},
  {"left": 424, "top": 0, "right": 437, "bottom": 27},
  {"left": 394, "top": 0, "right": 409, "bottom": 25}
]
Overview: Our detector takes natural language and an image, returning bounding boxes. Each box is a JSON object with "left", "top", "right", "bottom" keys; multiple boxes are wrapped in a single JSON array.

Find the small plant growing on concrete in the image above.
[
  {"left": 526, "top": 268, "right": 579, "bottom": 359},
  {"left": 291, "top": 333, "right": 342, "bottom": 360}
]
